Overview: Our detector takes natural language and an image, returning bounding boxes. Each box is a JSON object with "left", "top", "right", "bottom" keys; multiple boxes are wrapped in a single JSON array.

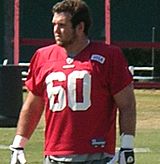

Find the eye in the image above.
[
  {"left": 52, "top": 22, "right": 66, "bottom": 28},
  {"left": 52, "top": 22, "right": 56, "bottom": 26},
  {"left": 58, "top": 23, "right": 66, "bottom": 27}
]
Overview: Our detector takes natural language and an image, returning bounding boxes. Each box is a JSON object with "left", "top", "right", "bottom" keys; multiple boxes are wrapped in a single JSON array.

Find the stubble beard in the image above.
[{"left": 55, "top": 30, "right": 77, "bottom": 48}]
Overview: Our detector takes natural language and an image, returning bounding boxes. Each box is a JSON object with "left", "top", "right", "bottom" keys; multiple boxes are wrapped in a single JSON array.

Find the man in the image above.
[{"left": 10, "top": 0, "right": 136, "bottom": 164}]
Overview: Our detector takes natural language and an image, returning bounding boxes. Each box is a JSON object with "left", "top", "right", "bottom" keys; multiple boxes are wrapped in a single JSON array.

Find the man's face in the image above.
[{"left": 52, "top": 12, "right": 77, "bottom": 47}]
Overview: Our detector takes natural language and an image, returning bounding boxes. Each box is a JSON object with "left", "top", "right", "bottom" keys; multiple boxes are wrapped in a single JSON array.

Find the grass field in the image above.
[{"left": 0, "top": 89, "right": 160, "bottom": 163}]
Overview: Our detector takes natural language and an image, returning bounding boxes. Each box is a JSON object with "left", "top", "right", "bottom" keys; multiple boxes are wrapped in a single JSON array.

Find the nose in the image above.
[{"left": 54, "top": 24, "right": 60, "bottom": 34}]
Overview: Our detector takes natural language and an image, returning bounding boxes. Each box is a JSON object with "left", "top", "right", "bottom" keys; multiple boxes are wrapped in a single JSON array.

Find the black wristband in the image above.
[
  {"left": 14, "top": 147, "right": 24, "bottom": 150},
  {"left": 119, "top": 148, "right": 135, "bottom": 164}
]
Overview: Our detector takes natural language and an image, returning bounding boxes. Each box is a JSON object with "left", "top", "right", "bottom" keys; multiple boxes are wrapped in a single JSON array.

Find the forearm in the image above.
[
  {"left": 114, "top": 83, "right": 136, "bottom": 136},
  {"left": 116, "top": 92, "right": 136, "bottom": 164},
  {"left": 16, "top": 91, "right": 45, "bottom": 139},
  {"left": 119, "top": 105, "right": 136, "bottom": 136},
  {"left": 16, "top": 105, "right": 44, "bottom": 139}
]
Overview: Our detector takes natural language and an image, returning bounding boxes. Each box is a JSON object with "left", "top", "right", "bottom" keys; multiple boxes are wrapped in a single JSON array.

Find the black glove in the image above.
[
  {"left": 9, "top": 145, "right": 26, "bottom": 164},
  {"left": 118, "top": 148, "right": 135, "bottom": 164}
]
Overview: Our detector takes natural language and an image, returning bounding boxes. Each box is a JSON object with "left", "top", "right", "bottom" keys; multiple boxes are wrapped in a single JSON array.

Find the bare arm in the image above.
[
  {"left": 16, "top": 91, "right": 45, "bottom": 139},
  {"left": 114, "top": 83, "right": 136, "bottom": 136}
]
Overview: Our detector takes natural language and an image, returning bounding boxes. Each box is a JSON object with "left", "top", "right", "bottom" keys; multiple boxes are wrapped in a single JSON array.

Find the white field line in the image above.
[
  {"left": 0, "top": 145, "right": 9, "bottom": 150},
  {"left": 134, "top": 148, "right": 151, "bottom": 153}
]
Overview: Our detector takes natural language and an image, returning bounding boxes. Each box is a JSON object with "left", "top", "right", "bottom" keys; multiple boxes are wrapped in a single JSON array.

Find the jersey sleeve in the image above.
[
  {"left": 25, "top": 50, "right": 45, "bottom": 97},
  {"left": 108, "top": 46, "right": 133, "bottom": 95}
]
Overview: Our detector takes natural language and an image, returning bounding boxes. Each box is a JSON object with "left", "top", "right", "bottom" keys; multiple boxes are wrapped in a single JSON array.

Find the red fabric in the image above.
[{"left": 25, "top": 41, "right": 132, "bottom": 156}]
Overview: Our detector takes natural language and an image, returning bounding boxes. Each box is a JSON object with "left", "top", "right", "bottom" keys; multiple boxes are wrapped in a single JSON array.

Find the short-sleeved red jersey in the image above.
[{"left": 25, "top": 41, "right": 132, "bottom": 156}]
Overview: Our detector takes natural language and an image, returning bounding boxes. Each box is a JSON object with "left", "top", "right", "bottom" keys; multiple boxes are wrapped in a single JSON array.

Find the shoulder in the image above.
[
  {"left": 90, "top": 41, "right": 121, "bottom": 53},
  {"left": 32, "top": 44, "right": 64, "bottom": 61},
  {"left": 36, "top": 44, "right": 61, "bottom": 54},
  {"left": 89, "top": 41, "right": 123, "bottom": 60},
  {"left": 29, "top": 44, "right": 64, "bottom": 69}
]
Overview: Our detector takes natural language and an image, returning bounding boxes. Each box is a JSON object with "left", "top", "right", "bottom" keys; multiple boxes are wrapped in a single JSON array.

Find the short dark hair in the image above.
[{"left": 52, "top": 0, "right": 92, "bottom": 35}]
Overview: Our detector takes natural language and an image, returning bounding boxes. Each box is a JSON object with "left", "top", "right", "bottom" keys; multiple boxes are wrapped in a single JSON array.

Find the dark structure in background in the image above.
[
  {"left": 0, "top": 65, "right": 23, "bottom": 127},
  {"left": 111, "top": 0, "right": 160, "bottom": 42},
  {"left": 111, "top": 0, "right": 160, "bottom": 78}
]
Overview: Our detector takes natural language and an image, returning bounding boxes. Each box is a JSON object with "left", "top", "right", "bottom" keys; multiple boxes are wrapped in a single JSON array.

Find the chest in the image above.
[{"left": 43, "top": 58, "right": 107, "bottom": 90}]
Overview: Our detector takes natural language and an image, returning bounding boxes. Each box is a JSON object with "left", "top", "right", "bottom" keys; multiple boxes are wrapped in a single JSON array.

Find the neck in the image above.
[{"left": 65, "top": 37, "right": 90, "bottom": 58}]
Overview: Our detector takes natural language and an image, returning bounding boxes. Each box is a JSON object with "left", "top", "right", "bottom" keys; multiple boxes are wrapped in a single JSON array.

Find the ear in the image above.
[{"left": 76, "top": 22, "right": 85, "bottom": 34}]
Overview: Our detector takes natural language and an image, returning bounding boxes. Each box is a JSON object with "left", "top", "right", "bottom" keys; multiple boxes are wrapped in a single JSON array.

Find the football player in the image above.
[{"left": 10, "top": 0, "right": 136, "bottom": 163}]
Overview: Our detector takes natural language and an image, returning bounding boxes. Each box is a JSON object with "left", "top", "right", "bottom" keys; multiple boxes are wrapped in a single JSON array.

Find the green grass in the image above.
[{"left": 0, "top": 89, "right": 160, "bottom": 163}]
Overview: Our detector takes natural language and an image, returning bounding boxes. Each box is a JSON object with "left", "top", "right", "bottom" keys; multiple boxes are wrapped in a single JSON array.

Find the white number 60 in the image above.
[{"left": 45, "top": 71, "right": 91, "bottom": 112}]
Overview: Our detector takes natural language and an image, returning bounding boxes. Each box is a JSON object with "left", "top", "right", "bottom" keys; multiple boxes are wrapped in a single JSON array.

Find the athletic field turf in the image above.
[{"left": 0, "top": 89, "right": 160, "bottom": 163}]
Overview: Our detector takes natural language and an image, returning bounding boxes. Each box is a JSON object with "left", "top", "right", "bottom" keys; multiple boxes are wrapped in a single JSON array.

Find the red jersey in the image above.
[{"left": 25, "top": 41, "right": 132, "bottom": 156}]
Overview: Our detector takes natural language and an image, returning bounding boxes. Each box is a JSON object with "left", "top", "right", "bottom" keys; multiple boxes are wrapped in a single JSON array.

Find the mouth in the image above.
[
  {"left": 55, "top": 35, "right": 62, "bottom": 41},
  {"left": 55, "top": 37, "right": 63, "bottom": 45}
]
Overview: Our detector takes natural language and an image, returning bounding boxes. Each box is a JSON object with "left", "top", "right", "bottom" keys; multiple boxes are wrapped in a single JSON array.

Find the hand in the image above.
[
  {"left": 118, "top": 148, "right": 135, "bottom": 164},
  {"left": 9, "top": 145, "right": 27, "bottom": 164}
]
